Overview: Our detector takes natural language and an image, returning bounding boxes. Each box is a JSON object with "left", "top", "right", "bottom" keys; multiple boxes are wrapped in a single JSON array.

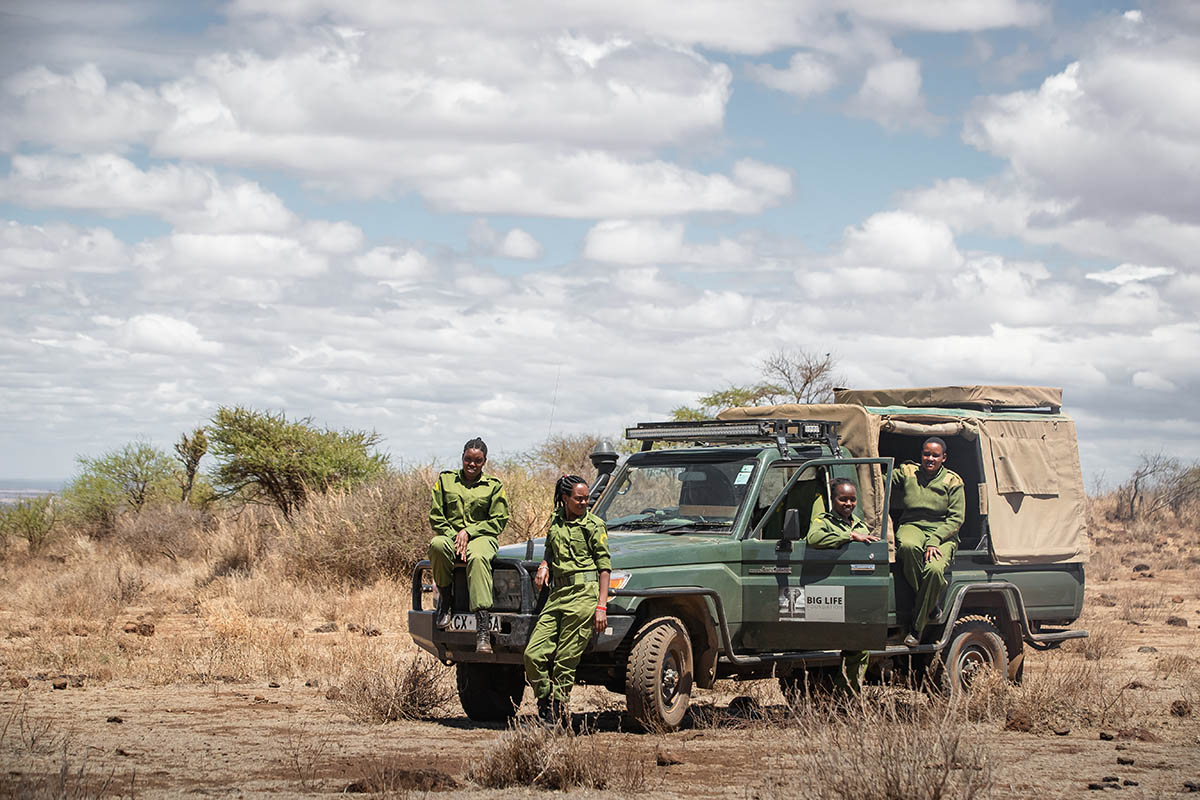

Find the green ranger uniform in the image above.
[
  {"left": 807, "top": 510, "right": 872, "bottom": 693},
  {"left": 524, "top": 509, "right": 611, "bottom": 703},
  {"left": 891, "top": 462, "right": 965, "bottom": 635},
  {"left": 428, "top": 470, "right": 509, "bottom": 612}
]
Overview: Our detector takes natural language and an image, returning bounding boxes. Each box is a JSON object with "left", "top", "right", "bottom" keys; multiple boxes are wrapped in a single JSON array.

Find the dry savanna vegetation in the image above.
[{"left": 1, "top": 437, "right": 1199, "bottom": 798}]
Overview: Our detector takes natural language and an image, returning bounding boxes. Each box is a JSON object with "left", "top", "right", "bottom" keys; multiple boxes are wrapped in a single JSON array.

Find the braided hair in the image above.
[
  {"left": 463, "top": 437, "right": 488, "bottom": 457},
  {"left": 554, "top": 474, "right": 588, "bottom": 510}
]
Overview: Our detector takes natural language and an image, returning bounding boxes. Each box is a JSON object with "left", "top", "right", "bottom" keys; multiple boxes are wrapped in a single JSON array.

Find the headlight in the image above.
[{"left": 608, "top": 570, "right": 633, "bottom": 591}]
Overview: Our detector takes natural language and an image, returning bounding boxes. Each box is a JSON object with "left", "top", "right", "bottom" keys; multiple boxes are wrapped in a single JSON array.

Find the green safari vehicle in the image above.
[{"left": 409, "top": 385, "right": 1089, "bottom": 731}]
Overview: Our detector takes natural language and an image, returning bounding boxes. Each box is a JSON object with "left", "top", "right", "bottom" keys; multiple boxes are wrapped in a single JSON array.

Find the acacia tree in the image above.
[
  {"left": 207, "top": 406, "right": 389, "bottom": 519},
  {"left": 673, "top": 348, "right": 841, "bottom": 420},
  {"left": 76, "top": 442, "right": 178, "bottom": 515}
]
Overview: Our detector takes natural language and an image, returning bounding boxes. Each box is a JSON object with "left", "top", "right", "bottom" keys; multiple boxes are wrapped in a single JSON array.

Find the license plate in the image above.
[{"left": 448, "top": 613, "right": 501, "bottom": 632}]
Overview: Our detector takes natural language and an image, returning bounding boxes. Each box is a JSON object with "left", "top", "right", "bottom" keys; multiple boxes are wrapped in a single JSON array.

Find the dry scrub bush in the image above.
[
  {"left": 112, "top": 503, "right": 211, "bottom": 563},
  {"left": 1064, "top": 619, "right": 1122, "bottom": 661},
  {"left": 276, "top": 471, "right": 435, "bottom": 585},
  {"left": 759, "top": 693, "right": 992, "bottom": 800},
  {"left": 1118, "top": 586, "right": 1167, "bottom": 623},
  {"left": 469, "top": 719, "right": 647, "bottom": 791},
  {"left": 993, "top": 656, "right": 1136, "bottom": 731},
  {"left": 335, "top": 651, "right": 454, "bottom": 722}
]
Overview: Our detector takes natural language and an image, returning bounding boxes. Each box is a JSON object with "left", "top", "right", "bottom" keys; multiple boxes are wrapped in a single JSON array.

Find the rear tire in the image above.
[
  {"left": 625, "top": 616, "right": 693, "bottom": 732},
  {"left": 456, "top": 663, "right": 525, "bottom": 721},
  {"left": 933, "top": 616, "right": 1008, "bottom": 696}
]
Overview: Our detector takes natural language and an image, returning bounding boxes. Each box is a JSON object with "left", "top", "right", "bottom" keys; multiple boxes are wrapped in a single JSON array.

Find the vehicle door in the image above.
[{"left": 738, "top": 457, "right": 893, "bottom": 653}]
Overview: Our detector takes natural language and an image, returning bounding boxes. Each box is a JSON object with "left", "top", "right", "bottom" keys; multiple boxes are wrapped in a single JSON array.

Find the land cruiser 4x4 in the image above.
[{"left": 409, "top": 385, "right": 1089, "bottom": 731}]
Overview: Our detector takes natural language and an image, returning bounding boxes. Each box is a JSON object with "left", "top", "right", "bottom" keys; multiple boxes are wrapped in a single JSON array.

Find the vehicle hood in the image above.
[{"left": 498, "top": 532, "right": 738, "bottom": 570}]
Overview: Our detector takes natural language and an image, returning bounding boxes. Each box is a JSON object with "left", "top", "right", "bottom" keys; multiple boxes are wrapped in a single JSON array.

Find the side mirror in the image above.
[{"left": 782, "top": 508, "right": 802, "bottom": 543}]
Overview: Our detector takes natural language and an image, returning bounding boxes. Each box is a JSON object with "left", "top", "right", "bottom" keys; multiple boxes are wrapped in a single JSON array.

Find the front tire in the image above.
[
  {"left": 933, "top": 616, "right": 1009, "bottom": 695},
  {"left": 456, "top": 663, "right": 525, "bottom": 721},
  {"left": 625, "top": 616, "right": 693, "bottom": 732}
]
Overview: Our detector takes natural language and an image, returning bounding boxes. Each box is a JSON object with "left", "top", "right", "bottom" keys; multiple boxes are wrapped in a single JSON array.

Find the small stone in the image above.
[
  {"left": 1097, "top": 594, "right": 1118, "bottom": 607},
  {"left": 106, "top": 716, "right": 123, "bottom": 724},
  {"left": 1114, "top": 744, "right": 1129, "bottom": 751},
  {"left": 136, "top": 622, "right": 154, "bottom": 637},
  {"left": 346, "top": 622, "right": 361, "bottom": 633},
  {"left": 1184, "top": 781, "right": 1200, "bottom": 793},
  {"left": 655, "top": 746, "right": 682, "bottom": 767},
  {"left": 51, "top": 678, "right": 67, "bottom": 690},
  {"left": 1166, "top": 616, "right": 1188, "bottom": 627},
  {"left": 325, "top": 686, "right": 342, "bottom": 701},
  {"left": 253, "top": 695, "right": 266, "bottom": 702},
  {"left": 1122, "top": 780, "right": 1138, "bottom": 786},
  {"left": 304, "top": 678, "right": 320, "bottom": 688},
  {"left": 1126, "top": 680, "right": 1149, "bottom": 689},
  {"left": 362, "top": 626, "right": 382, "bottom": 637},
  {"left": 1088, "top": 783, "right": 1108, "bottom": 791},
  {"left": 1138, "top": 572, "right": 1154, "bottom": 579},
  {"left": 312, "top": 622, "right": 338, "bottom": 633},
  {"left": 1103, "top": 776, "right": 1119, "bottom": 783},
  {"left": 122, "top": 622, "right": 139, "bottom": 634},
  {"left": 71, "top": 626, "right": 88, "bottom": 637},
  {"left": 1132, "top": 563, "right": 1151, "bottom": 572},
  {"left": 1169, "top": 700, "right": 1191, "bottom": 717},
  {"left": 69, "top": 675, "right": 84, "bottom": 688},
  {"left": 115, "top": 748, "right": 130, "bottom": 757},
  {"left": 1054, "top": 727, "right": 1071, "bottom": 736},
  {"left": 8, "top": 675, "right": 29, "bottom": 689},
  {"left": 1116, "top": 757, "right": 1134, "bottom": 765},
  {"left": 1099, "top": 731, "right": 1115, "bottom": 741},
  {"left": 268, "top": 681, "right": 280, "bottom": 688},
  {"left": 1137, "top": 646, "right": 1158, "bottom": 653},
  {"left": 1172, "top": 595, "right": 1184, "bottom": 603}
]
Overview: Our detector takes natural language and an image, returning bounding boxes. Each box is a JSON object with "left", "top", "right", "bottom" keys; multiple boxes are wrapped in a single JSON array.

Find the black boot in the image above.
[
  {"left": 551, "top": 699, "right": 568, "bottom": 728},
  {"left": 475, "top": 610, "right": 492, "bottom": 654},
  {"left": 537, "top": 696, "right": 553, "bottom": 726},
  {"left": 434, "top": 587, "right": 453, "bottom": 629}
]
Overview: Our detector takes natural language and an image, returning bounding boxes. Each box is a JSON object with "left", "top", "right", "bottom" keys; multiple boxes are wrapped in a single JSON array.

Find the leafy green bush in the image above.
[
  {"left": 0, "top": 495, "right": 56, "bottom": 552},
  {"left": 208, "top": 406, "right": 388, "bottom": 518}
]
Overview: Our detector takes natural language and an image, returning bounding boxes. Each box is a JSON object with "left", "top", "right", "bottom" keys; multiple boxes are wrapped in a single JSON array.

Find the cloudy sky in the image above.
[{"left": 1, "top": 1, "right": 1197, "bottom": 485}]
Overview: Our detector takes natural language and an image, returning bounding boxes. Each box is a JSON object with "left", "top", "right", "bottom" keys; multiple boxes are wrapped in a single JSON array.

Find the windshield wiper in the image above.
[{"left": 654, "top": 520, "right": 732, "bottom": 534}]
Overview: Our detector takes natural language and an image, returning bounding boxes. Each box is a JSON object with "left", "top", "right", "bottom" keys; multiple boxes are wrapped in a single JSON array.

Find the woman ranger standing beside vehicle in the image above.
[{"left": 525, "top": 474, "right": 611, "bottom": 725}]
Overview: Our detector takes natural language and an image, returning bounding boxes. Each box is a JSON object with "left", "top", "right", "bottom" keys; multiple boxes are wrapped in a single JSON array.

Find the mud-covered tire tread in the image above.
[
  {"left": 456, "top": 662, "right": 525, "bottom": 721},
  {"left": 625, "top": 616, "right": 693, "bottom": 732},
  {"left": 934, "top": 615, "right": 1008, "bottom": 696}
]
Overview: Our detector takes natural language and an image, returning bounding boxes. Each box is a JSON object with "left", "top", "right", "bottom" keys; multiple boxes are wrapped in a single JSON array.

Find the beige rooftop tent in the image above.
[{"left": 718, "top": 386, "right": 1087, "bottom": 566}]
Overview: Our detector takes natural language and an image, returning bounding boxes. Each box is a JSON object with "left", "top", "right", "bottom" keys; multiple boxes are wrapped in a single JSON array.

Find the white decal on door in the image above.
[{"left": 778, "top": 585, "right": 845, "bottom": 623}]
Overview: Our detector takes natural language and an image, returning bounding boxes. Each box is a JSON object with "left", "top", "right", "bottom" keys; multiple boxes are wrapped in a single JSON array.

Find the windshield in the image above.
[{"left": 594, "top": 456, "right": 758, "bottom": 533}]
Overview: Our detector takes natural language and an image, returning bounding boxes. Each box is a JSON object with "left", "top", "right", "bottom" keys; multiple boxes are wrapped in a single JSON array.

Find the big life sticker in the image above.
[{"left": 779, "top": 585, "right": 845, "bottom": 622}]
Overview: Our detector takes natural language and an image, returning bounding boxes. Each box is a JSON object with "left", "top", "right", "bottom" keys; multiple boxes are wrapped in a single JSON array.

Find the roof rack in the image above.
[{"left": 625, "top": 419, "right": 841, "bottom": 458}]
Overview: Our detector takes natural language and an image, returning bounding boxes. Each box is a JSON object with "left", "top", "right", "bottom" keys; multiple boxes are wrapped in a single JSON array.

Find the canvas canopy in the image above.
[
  {"left": 720, "top": 386, "right": 1088, "bottom": 566},
  {"left": 835, "top": 385, "right": 1062, "bottom": 411}
]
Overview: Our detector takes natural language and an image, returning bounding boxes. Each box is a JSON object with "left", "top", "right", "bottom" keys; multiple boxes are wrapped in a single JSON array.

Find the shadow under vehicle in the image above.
[{"left": 410, "top": 385, "right": 1089, "bottom": 731}]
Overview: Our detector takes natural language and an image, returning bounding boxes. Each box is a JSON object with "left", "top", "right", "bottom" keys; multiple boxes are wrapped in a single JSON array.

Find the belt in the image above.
[{"left": 551, "top": 570, "right": 598, "bottom": 588}]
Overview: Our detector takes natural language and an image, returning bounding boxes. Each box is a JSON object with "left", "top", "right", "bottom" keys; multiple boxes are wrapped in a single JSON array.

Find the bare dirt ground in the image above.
[{"left": 2, "top": 534, "right": 1199, "bottom": 798}]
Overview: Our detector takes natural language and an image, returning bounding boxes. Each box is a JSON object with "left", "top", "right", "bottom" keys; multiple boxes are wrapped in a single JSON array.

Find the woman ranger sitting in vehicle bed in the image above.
[
  {"left": 524, "top": 474, "right": 611, "bottom": 725},
  {"left": 892, "top": 436, "right": 965, "bottom": 646}
]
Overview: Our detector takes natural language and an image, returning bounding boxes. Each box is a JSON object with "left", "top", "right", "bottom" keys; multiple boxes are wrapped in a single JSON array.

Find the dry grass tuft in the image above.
[
  {"left": 469, "top": 718, "right": 648, "bottom": 791},
  {"left": 334, "top": 652, "right": 455, "bottom": 723},
  {"left": 755, "top": 692, "right": 991, "bottom": 800}
]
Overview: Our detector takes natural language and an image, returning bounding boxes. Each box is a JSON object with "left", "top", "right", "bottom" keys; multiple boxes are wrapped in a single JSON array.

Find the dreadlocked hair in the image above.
[
  {"left": 463, "top": 437, "right": 488, "bottom": 457},
  {"left": 554, "top": 474, "right": 588, "bottom": 509}
]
